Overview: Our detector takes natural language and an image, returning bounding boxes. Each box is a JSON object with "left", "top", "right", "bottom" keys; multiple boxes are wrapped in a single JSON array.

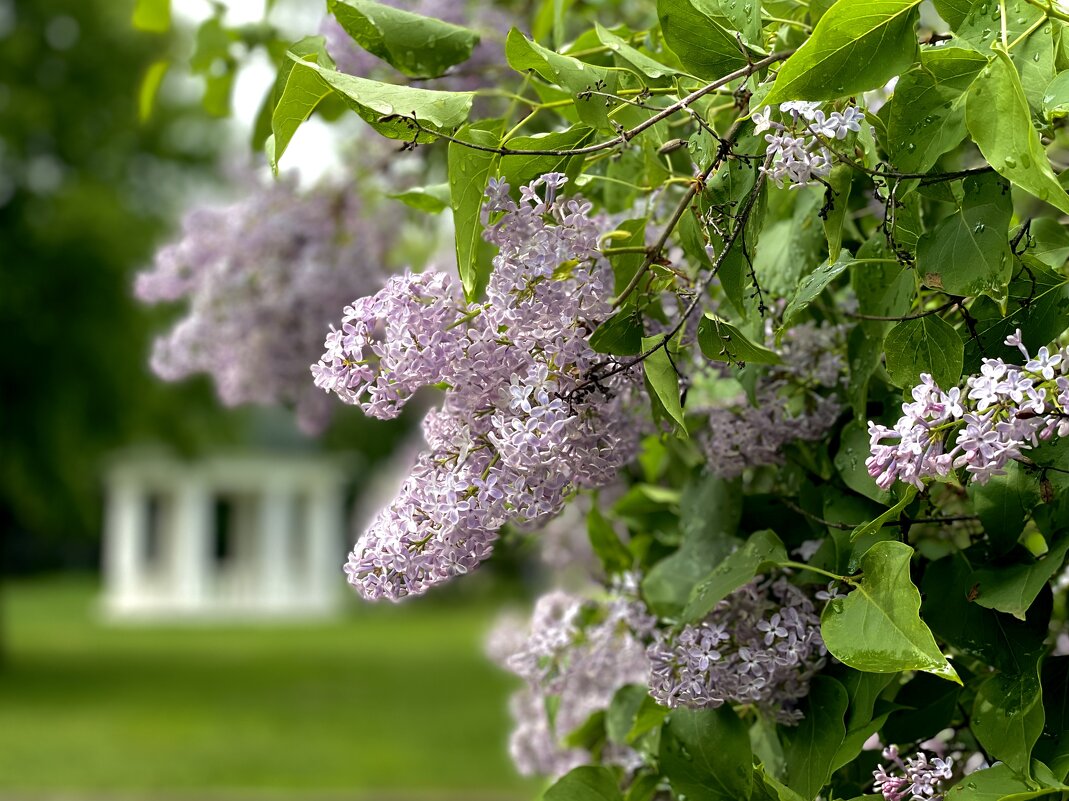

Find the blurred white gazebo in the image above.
[{"left": 101, "top": 450, "right": 351, "bottom": 620}]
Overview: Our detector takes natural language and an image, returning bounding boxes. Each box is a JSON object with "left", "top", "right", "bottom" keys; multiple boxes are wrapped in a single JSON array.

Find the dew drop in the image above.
[{"left": 1005, "top": 156, "right": 1018, "bottom": 168}]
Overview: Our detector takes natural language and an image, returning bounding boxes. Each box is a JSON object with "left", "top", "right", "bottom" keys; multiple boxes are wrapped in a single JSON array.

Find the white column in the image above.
[
  {"left": 259, "top": 482, "right": 293, "bottom": 610},
  {"left": 306, "top": 479, "right": 343, "bottom": 612},
  {"left": 172, "top": 475, "right": 211, "bottom": 613},
  {"left": 103, "top": 473, "right": 145, "bottom": 615}
]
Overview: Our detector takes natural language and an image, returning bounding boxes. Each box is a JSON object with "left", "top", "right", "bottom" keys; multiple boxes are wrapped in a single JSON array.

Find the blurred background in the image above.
[{"left": 0, "top": 0, "right": 571, "bottom": 796}]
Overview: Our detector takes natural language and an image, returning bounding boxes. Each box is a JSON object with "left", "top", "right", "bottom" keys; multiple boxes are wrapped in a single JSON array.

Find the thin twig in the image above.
[
  {"left": 846, "top": 299, "right": 958, "bottom": 322},
  {"left": 394, "top": 50, "right": 795, "bottom": 159}
]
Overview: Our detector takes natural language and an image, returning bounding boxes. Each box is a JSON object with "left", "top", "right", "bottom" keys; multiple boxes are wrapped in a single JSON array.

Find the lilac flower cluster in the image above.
[
  {"left": 320, "top": 0, "right": 515, "bottom": 91},
  {"left": 698, "top": 322, "right": 844, "bottom": 478},
  {"left": 313, "top": 175, "right": 643, "bottom": 600},
  {"left": 867, "top": 330, "right": 1069, "bottom": 489},
  {"left": 135, "top": 177, "right": 384, "bottom": 433},
  {"left": 873, "top": 745, "right": 954, "bottom": 801},
  {"left": 488, "top": 580, "right": 657, "bottom": 778},
  {"left": 752, "top": 101, "right": 865, "bottom": 188},
  {"left": 646, "top": 576, "right": 826, "bottom": 724}
]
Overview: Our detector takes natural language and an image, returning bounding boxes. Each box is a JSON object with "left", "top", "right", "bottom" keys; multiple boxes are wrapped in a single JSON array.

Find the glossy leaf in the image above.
[
  {"left": 781, "top": 249, "right": 852, "bottom": 328},
  {"left": 821, "top": 541, "right": 960, "bottom": 683},
  {"left": 642, "top": 335, "right": 687, "bottom": 435},
  {"left": 328, "top": 0, "right": 479, "bottom": 79},
  {"left": 782, "top": 676, "right": 849, "bottom": 799},
  {"left": 883, "top": 314, "right": 964, "bottom": 390},
  {"left": 697, "top": 314, "right": 782, "bottom": 366},
  {"left": 683, "top": 529, "right": 788, "bottom": 622},
  {"left": 661, "top": 706, "right": 754, "bottom": 801},
  {"left": 916, "top": 172, "right": 1012, "bottom": 299},
  {"left": 657, "top": 0, "right": 756, "bottom": 81},
  {"left": 544, "top": 766, "right": 624, "bottom": 801},
  {"left": 966, "top": 49, "right": 1069, "bottom": 215},
  {"left": 764, "top": 0, "right": 922, "bottom": 104},
  {"left": 973, "top": 667, "right": 1045, "bottom": 770}
]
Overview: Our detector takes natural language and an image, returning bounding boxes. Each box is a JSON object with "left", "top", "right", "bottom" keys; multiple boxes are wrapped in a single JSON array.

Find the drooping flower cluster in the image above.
[
  {"left": 753, "top": 100, "right": 865, "bottom": 188},
  {"left": 867, "top": 330, "right": 1069, "bottom": 489},
  {"left": 313, "top": 175, "right": 643, "bottom": 600},
  {"left": 873, "top": 745, "right": 954, "bottom": 801},
  {"left": 698, "top": 322, "right": 844, "bottom": 478},
  {"left": 135, "top": 177, "right": 384, "bottom": 433},
  {"left": 487, "top": 579, "right": 658, "bottom": 778},
  {"left": 646, "top": 576, "right": 826, "bottom": 724}
]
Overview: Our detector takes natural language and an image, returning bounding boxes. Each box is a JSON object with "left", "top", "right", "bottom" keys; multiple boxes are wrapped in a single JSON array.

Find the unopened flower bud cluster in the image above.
[
  {"left": 753, "top": 100, "right": 864, "bottom": 189},
  {"left": 867, "top": 329, "right": 1069, "bottom": 489}
]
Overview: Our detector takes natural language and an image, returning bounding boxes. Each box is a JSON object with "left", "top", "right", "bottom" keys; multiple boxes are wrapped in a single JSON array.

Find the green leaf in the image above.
[
  {"left": 943, "top": 764, "right": 1036, "bottom": 801},
  {"left": 916, "top": 172, "right": 1013, "bottom": 299},
  {"left": 971, "top": 536, "right": 1069, "bottom": 619},
  {"left": 821, "top": 541, "right": 961, "bottom": 683},
  {"left": 966, "top": 49, "right": 1069, "bottom": 215},
  {"left": 697, "top": 314, "right": 782, "bottom": 366},
  {"left": 591, "top": 310, "right": 643, "bottom": 356},
  {"left": 132, "top": 0, "right": 170, "bottom": 32},
  {"left": 138, "top": 60, "right": 169, "bottom": 122},
  {"left": 657, "top": 0, "right": 755, "bottom": 81},
  {"left": 683, "top": 530, "right": 788, "bottom": 622},
  {"left": 328, "top": 0, "right": 479, "bottom": 79},
  {"left": 544, "top": 766, "right": 623, "bottom": 801},
  {"left": 764, "top": 0, "right": 922, "bottom": 104},
  {"left": 594, "top": 22, "right": 680, "bottom": 79},
  {"left": 642, "top": 336, "right": 687, "bottom": 435},
  {"left": 606, "top": 684, "right": 667, "bottom": 745},
  {"left": 782, "top": 676, "right": 849, "bottom": 800},
  {"left": 448, "top": 123, "right": 498, "bottom": 300},
  {"left": 1029, "top": 217, "right": 1069, "bottom": 268},
  {"left": 922, "top": 552, "right": 1050, "bottom": 676},
  {"left": 642, "top": 475, "right": 742, "bottom": 617},
  {"left": 883, "top": 314, "right": 964, "bottom": 389},
  {"left": 499, "top": 126, "right": 596, "bottom": 189},
  {"left": 885, "top": 46, "right": 987, "bottom": 173},
  {"left": 1043, "top": 71, "right": 1069, "bottom": 116},
  {"left": 268, "top": 52, "right": 473, "bottom": 170},
  {"left": 823, "top": 165, "right": 852, "bottom": 256},
  {"left": 661, "top": 706, "right": 754, "bottom": 801},
  {"left": 781, "top": 249, "right": 852, "bottom": 328},
  {"left": 1037, "top": 657, "right": 1069, "bottom": 781},
  {"left": 973, "top": 667, "right": 1045, "bottom": 771},
  {"left": 388, "top": 183, "right": 451, "bottom": 213},
  {"left": 587, "top": 505, "right": 634, "bottom": 575},
  {"left": 967, "top": 461, "right": 1042, "bottom": 555},
  {"left": 849, "top": 485, "right": 917, "bottom": 540},
  {"left": 505, "top": 29, "right": 621, "bottom": 130}
]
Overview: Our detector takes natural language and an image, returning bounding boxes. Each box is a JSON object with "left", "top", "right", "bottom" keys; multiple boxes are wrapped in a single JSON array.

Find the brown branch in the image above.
[{"left": 393, "top": 50, "right": 795, "bottom": 159}]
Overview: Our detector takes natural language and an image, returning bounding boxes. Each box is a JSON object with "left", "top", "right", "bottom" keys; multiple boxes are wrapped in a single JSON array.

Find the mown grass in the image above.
[{"left": 0, "top": 577, "right": 538, "bottom": 799}]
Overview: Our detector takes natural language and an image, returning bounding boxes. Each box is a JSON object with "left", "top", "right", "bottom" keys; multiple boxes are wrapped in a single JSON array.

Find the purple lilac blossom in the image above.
[
  {"left": 752, "top": 101, "right": 864, "bottom": 189},
  {"left": 866, "top": 329, "right": 1069, "bottom": 489},
  {"left": 646, "top": 576, "right": 826, "bottom": 724},
  {"left": 313, "top": 175, "right": 644, "bottom": 601},
  {"left": 697, "top": 322, "right": 844, "bottom": 479},
  {"left": 873, "top": 745, "right": 954, "bottom": 801},
  {"left": 135, "top": 177, "right": 384, "bottom": 434},
  {"left": 487, "top": 579, "right": 657, "bottom": 778}
]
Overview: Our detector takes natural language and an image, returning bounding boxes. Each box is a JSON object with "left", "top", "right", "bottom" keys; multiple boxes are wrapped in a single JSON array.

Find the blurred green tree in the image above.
[{"left": 0, "top": 0, "right": 231, "bottom": 591}]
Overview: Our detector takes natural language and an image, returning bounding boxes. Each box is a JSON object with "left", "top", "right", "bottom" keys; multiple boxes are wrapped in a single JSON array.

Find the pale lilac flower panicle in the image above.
[
  {"left": 758, "top": 101, "right": 864, "bottom": 188},
  {"left": 489, "top": 583, "right": 657, "bottom": 778},
  {"left": 318, "top": 175, "right": 644, "bottom": 601},
  {"left": 873, "top": 745, "right": 954, "bottom": 801},
  {"left": 646, "top": 576, "right": 827, "bottom": 724},
  {"left": 867, "top": 330, "right": 1069, "bottom": 489},
  {"left": 135, "top": 177, "right": 385, "bottom": 434}
]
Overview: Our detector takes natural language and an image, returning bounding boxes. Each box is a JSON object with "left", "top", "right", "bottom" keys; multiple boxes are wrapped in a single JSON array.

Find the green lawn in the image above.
[{"left": 0, "top": 577, "right": 538, "bottom": 799}]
